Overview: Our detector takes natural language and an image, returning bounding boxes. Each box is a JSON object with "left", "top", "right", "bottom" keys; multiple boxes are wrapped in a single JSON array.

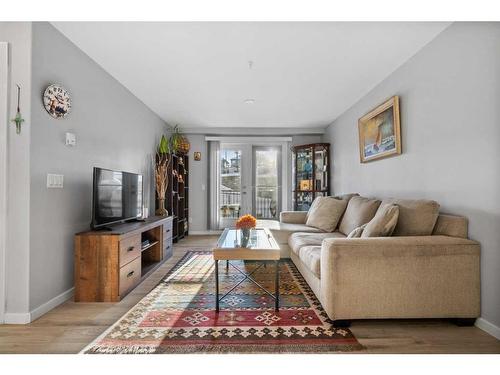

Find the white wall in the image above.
[
  {"left": 28, "top": 23, "right": 166, "bottom": 313},
  {"left": 0, "top": 23, "right": 32, "bottom": 322},
  {"left": 323, "top": 22, "right": 500, "bottom": 331}
]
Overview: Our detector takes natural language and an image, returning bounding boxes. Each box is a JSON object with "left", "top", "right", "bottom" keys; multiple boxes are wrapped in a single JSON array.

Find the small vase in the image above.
[
  {"left": 241, "top": 228, "right": 251, "bottom": 248},
  {"left": 156, "top": 198, "right": 168, "bottom": 216}
]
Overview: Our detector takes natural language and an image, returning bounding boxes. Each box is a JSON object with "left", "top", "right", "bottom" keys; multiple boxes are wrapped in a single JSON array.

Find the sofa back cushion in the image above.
[
  {"left": 338, "top": 196, "right": 381, "bottom": 235},
  {"left": 306, "top": 196, "right": 348, "bottom": 232},
  {"left": 361, "top": 203, "right": 399, "bottom": 237},
  {"left": 381, "top": 198, "right": 440, "bottom": 236},
  {"left": 432, "top": 214, "right": 468, "bottom": 238},
  {"left": 332, "top": 193, "right": 359, "bottom": 202}
]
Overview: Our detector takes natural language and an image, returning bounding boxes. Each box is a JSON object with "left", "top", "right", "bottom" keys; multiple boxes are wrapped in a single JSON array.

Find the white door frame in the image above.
[
  {"left": 0, "top": 42, "right": 9, "bottom": 324},
  {"left": 207, "top": 136, "right": 291, "bottom": 229}
]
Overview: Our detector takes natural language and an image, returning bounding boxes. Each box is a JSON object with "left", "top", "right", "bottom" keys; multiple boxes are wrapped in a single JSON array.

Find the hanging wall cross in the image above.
[{"left": 11, "top": 84, "right": 25, "bottom": 134}]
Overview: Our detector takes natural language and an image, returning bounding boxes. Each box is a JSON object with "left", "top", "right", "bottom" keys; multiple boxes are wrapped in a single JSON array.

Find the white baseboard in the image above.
[
  {"left": 475, "top": 317, "right": 500, "bottom": 340},
  {"left": 4, "top": 287, "right": 74, "bottom": 324},
  {"left": 189, "top": 230, "right": 222, "bottom": 235},
  {"left": 4, "top": 312, "right": 31, "bottom": 324},
  {"left": 30, "top": 287, "right": 74, "bottom": 322}
]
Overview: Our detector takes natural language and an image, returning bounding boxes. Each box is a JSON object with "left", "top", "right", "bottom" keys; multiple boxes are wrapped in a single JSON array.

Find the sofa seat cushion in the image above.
[
  {"left": 257, "top": 220, "right": 323, "bottom": 245},
  {"left": 297, "top": 246, "right": 322, "bottom": 278},
  {"left": 289, "top": 231, "right": 346, "bottom": 254},
  {"left": 338, "top": 196, "right": 381, "bottom": 235},
  {"left": 306, "top": 196, "right": 348, "bottom": 232},
  {"left": 381, "top": 198, "right": 440, "bottom": 236}
]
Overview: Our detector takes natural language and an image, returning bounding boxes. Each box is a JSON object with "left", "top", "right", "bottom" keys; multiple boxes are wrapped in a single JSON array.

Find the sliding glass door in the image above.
[
  {"left": 218, "top": 144, "right": 281, "bottom": 228},
  {"left": 253, "top": 146, "right": 281, "bottom": 220}
]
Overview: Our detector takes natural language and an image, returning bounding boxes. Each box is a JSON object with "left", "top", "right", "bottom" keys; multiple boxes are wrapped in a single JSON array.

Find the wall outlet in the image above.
[
  {"left": 47, "top": 174, "right": 64, "bottom": 188},
  {"left": 188, "top": 217, "right": 193, "bottom": 223},
  {"left": 201, "top": 184, "right": 206, "bottom": 191},
  {"left": 65, "top": 132, "right": 76, "bottom": 146}
]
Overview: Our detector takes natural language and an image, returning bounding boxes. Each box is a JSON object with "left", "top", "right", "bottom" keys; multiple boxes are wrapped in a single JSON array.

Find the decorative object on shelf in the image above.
[
  {"left": 194, "top": 151, "right": 201, "bottom": 161},
  {"left": 43, "top": 84, "right": 71, "bottom": 119},
  {"left": 10, "top": 84, "right": 24, "bottom": 134},
  {"left": 358, "top": 95, "right": 401, "bottom": 163},
  {"left": 235, "top": 214, "right": 257, "bottom": 248},
  {"left": 155, "top": 135, "right": 172, "bottom": 216},
  {"left": 292, "top": 143, "right": 330, "bottom": 211},
  {"left": 170, "top": 125, "right": 190, "bottom": 154}
]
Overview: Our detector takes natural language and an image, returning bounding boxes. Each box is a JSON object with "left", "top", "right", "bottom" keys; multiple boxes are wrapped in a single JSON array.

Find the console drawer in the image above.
[
  {"left": 163, "top": 237, "right": 173, "bottom": 260},
  {"left": 119, "top": 234, "right": 141, "bottom": 267},
  {"left": 163, "top": 220, "right": 173, "bottom": 238},
  {"left": 119, "top": 256, "right": 141, "bottom": 296}
]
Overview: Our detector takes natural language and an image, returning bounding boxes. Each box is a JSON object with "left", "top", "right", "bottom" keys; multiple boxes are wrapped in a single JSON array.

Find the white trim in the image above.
[
  {"left": 0, "top": 42, "right": 9, "bottom": 324},
  {"left": 188, "top": 230, "right": 223, "bottom": 235},
  {"left": 30, "top": 287, "right": 74, "bottom": 322},
  {"left": 3, "top": 287, "right": 74, "bottom": 324},
  {"left": 205, "top": 136, "right": 292, "bottom": 142},
  {"left": 4, "top": 312, "right": 30, "bottom": 324},
  {"left": 186, "top": 127, "right": 325, "bottom": 136},
  {"left": 475, "top": 317, "right": 500, "bottom": 340}
]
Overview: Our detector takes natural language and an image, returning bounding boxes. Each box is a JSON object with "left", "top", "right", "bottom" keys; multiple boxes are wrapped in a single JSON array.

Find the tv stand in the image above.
[{"left": 74, "top": 215, "right": 173, "bottom": 302}]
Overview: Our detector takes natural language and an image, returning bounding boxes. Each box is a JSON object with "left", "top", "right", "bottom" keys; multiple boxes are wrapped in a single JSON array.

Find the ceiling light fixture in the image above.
[{"left": 244, "top": 99, "right": 255, "bottom": 104}]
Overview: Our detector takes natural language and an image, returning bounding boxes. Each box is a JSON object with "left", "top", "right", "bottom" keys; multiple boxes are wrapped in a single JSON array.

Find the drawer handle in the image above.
[
  {"left": 127, "top": 270, "right": 135, "bottom": 278},
  {"left": 165, "top": 229, "right": 171, "bottom": 233},
  {"left": 127, "top": 246, "right": 135, "bottom": 252}
]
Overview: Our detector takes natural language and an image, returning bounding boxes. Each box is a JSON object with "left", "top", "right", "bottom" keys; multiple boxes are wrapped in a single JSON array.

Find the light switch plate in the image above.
[
  {"left": 65, "top": 132, "right": 76, "bottom": 146},
  {"left": 47, "top": 174, "right": 64, "bottom": 188}
]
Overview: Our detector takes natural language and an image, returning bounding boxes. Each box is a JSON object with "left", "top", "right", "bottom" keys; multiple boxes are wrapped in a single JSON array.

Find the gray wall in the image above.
[
  {"left": 29, "top": 23, "right": 166, "bottom": 310},
  {"left": 185, "top": 134, "right": 208, "bottom": 232},
  {"left": 323, "top": 22, "right": 500, "bottom": 328},
  {"left": 0, "top": 22, "right": 32, "bottom": 316}
]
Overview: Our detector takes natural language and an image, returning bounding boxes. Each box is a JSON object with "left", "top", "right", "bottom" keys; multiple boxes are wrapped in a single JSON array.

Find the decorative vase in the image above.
[
  {"left": 156, "top": 198, "right": 168, "bottom": 216},
  {"left": 241, "top": 228, "right": 251, "bottom": 248}
]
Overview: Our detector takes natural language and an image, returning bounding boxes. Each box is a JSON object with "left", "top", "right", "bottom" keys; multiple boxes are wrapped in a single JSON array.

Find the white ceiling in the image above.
[{"left": 52, "top": 22, "right": 450, "bottom": 130}]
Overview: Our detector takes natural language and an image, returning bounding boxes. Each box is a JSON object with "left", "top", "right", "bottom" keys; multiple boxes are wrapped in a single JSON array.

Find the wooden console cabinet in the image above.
[{"left": 74, "top": 216, "right": 173, "bottom": 302}]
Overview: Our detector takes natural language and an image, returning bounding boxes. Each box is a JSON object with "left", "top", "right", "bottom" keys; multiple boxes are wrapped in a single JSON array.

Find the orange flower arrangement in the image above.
[{"left": 235, "top": 214, "right": 257, "bottom": 230}]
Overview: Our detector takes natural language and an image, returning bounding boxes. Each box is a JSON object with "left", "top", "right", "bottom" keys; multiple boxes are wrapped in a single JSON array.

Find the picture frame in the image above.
[
  {"left": 194, "top": 151, "right": 201, "bottom": 161},
  {"left": 358, "top": 96, "right": 401, "bottom": 163}
]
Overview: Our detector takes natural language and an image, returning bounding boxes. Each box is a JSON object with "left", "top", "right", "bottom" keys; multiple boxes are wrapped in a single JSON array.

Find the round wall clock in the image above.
[{"left": 43, "top": 84, "right": 71, "bottom": 119}]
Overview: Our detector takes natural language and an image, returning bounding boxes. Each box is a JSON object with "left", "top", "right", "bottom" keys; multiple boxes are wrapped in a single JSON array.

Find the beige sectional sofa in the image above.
[{"left": 258, "top": 194, "right": 481, "bottom": 326}]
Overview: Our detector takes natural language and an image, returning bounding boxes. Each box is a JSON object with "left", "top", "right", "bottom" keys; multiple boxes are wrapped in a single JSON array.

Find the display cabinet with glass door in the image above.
[{"left": 292, "top": 143, "right": 330, "bottom": 211}]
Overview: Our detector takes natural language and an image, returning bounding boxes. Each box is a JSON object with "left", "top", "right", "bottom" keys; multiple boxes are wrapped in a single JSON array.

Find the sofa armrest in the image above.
[
  {"left": 319, "top": 236, "right": 480, "bottom": 320},
  {"left": 280, "top": 211, "right": 307, "bottom": 224}
]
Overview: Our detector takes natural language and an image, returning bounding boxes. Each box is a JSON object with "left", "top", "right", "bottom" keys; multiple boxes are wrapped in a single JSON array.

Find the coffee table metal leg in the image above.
[
  {"left": 275, "top": 260, "right": 280, "bottom": 311},
  {"left": 215, "top": 260, "right": 219, "bottom": 312},
  {"left": 226, "top": 260, "right": 229, "bottom": 272}
]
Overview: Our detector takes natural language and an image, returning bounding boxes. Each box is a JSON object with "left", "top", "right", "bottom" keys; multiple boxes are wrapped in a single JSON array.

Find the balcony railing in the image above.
[{"left": 220, "top": 188, "right": 278, "bottom": 219}]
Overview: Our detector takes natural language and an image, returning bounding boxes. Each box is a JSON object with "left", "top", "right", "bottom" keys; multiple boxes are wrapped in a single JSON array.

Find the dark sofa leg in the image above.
[
  {"left": 332, "top": 319, "right": 351, "bottom": 328},
  {"left": 450, "top": 318, "right": 476, "bottom": 326}
]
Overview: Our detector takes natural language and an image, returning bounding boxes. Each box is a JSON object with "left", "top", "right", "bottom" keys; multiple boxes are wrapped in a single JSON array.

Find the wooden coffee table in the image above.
[{"left": 213, "top": 228, "right": 280, "bottom": 312}]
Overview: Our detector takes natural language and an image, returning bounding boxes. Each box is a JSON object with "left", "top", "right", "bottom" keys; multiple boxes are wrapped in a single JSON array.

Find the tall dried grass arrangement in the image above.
[{"left": 155, "top": 151, "right": 171, "bottom": 216}]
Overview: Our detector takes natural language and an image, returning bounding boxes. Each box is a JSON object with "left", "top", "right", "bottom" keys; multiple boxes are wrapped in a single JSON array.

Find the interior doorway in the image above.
[{"left": 0, "top": 42, "right": 9, "bottom": 324}]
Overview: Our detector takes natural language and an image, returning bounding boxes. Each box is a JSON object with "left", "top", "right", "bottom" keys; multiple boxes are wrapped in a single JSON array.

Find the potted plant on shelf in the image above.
[
  {"left": 235, "top": 214, "right": 257, "bottom": 248},
  {"left": 170, "top": 124, "right": 190, "bottom": 155},
  {"left": 155, "top": 135, "right": 171, "bottom": 216}
]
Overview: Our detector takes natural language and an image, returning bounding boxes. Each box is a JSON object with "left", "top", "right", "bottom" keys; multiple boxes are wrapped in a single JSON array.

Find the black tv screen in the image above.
[{"left": 92, "top": 167, "right": 143, "bottom": 229}]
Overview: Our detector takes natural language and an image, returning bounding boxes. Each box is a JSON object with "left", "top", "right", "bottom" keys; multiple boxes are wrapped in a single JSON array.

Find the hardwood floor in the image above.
[{"left": 0, "top": 235, "right": 498, "bottom": 354}]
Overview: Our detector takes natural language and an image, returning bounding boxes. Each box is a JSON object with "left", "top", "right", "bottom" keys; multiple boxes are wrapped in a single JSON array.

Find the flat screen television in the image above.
[{"left": 91, "top": 167, "right": 143, "bottom": 229}]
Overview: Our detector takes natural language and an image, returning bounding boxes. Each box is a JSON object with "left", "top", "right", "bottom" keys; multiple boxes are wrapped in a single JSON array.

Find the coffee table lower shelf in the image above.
[{"left": 214, "top": 259, "right": 280, "bottom": 312}]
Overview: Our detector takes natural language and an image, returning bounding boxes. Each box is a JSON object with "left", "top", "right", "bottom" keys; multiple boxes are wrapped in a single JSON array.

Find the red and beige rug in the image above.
[{"left": 82, "top": 251, "right": 363, "bottom": 353}]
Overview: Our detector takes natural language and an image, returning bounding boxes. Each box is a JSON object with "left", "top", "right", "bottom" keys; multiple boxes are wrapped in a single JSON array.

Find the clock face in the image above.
[{"left": 43, "top": 84, "right": 71, "bottom": 119}]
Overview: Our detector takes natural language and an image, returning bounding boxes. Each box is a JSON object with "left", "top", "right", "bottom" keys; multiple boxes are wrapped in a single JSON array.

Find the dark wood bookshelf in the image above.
[{"left": 165, "top": 153, "right": 189, "bottom": 242}]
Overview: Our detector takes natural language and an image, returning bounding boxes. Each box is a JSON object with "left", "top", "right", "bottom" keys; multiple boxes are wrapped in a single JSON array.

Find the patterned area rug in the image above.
[{"left": 82, "top": 251, "right": 363, "bottom": 353}]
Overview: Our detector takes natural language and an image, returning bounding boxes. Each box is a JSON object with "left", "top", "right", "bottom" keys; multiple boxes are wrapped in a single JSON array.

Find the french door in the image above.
[{"left": 218, "top": 143, "right": 281, "bottom": 228}]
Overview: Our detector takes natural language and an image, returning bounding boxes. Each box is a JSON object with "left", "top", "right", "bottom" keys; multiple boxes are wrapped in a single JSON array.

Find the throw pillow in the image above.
[
  {"left": 347, "top": 223, "right": 367, "bottom": 238},
  {"left": 306, "top": 196, "right": 348, "bottom": 232},
  {"left": 361, "top": 204, "right": 400, "bottom": 237},
  {"left": 381, "top": 198, "right": 440, "bottom": 236},
  {"left": 338, "top": 196, "right": 381, "bottom": 235}
]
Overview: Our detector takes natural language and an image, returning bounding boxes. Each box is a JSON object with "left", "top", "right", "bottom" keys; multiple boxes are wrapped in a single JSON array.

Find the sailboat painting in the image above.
[{"left": 358, "top": 96, "right": 401, "bottom": 163}]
